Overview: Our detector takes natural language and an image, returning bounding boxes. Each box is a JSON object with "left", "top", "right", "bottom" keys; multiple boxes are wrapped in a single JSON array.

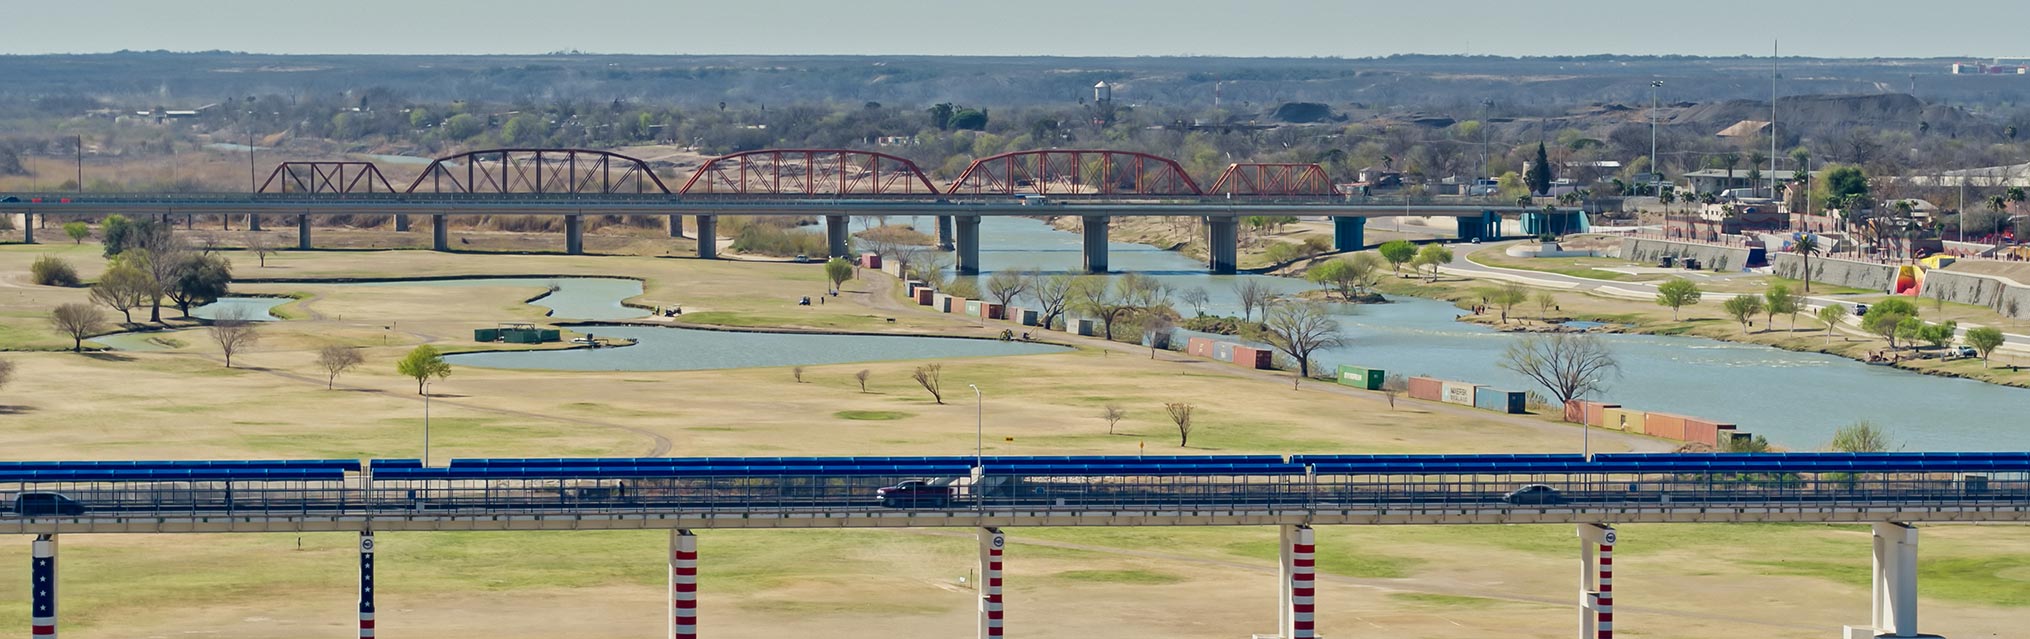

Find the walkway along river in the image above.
[{"left": 902, "top": 215, "right": 2030, "bottom": 452}]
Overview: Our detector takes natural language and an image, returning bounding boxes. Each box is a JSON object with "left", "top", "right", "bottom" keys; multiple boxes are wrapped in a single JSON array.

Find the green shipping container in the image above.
[
  {"left": 539, "top": 329, "right": 561, "bottom": 342},
  {"left": 474, "top": 328, "right": 500, "bottom": 342},
  {"left": 1334, "top": 364, "right": 1385, "bottom": 390}
]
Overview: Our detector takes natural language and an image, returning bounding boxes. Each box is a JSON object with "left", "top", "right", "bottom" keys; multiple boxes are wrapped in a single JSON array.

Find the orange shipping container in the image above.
[
  {"left": 914, "top": 289, "right": 935, "bottom": 305},
  {"left": 1407, "top": 376, "right": 1443, "bottom": 401},
  {"left": 1187, "top": 337, "right": 1216, "bottom": 358},
  {"left": 1563, "top": 400, "right": 1619, "bottom": 425},
  {"left": 981, "top": 303, "right": 1006, "bottom": 320},
  {"left": 1644, "top": 413, "right": 1689, "bottom": 441},
  {"left": 1231, "top": 346, "right": 1273, "bottom": 369}
]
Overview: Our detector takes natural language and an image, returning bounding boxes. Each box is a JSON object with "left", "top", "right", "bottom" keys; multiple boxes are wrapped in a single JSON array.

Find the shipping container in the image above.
[
  {"left": 981, "top": 303, "right": 1006, "bottom": 320},
  {"left": 1334, "top": 365, "right": 1385, "bottom": 390},
  {"left": 1563, "top": 400, "right": 1619, "bottom": 425},
  {"left": 474, "top": 328, "right": 499, "bottom": 342},
  {"left": 1599, "top": 408, "right": 1645, "bottom": 432},
  {"left": 1068, "top": 318, "right": 1097, "bottom": 336},
  {"left": 964, "top": 300, "right": 982, "bottom": 317},
  {"left": 1644, "top": 413, "right": 1690, "bottom": 441},
  {"left": 1473, "top": 387, "right": 1527, "bottom": 414},
  {"left": 948, "top": 297, "right": 968, "bottom": 314},
  {"left": 1407, "top": 376, "right": 1444, "bottom": 401},
  {"left": 1231, "top": 345, "right": 1273, "bottom": 369},
  {"left": 904, "top": 280, "right": 925, "bottom": 296},
  {"left": 1009, "top": 307, "right": 1039, "bottom": 326},
  {"left": 1681, "top": 418, "right": 1738, "bottom": 448},
  {"left": 1187, "top": 337, "right": 1215, "bottom": 358},
  {"left": 1440, "top": 381, "right": 1481, "bottom": 406},
  {"left": 1143, "top": 332, "right": 1175, "bottom": 351},
  {"left": 915, "top": 288, "right": 935, "bottom": 305},
  {"left": 859, "top": 253, "right": 882, "bottom": 270}
]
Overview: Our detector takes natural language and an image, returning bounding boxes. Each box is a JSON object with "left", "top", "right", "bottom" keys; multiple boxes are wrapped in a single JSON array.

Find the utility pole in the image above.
[
  {"left": 1772, "top": 41, "right": 1780, "bottom": 204},
  {"left": 1650, "top": 81, "right": 1664, "bottom": 191},
  {"left": 1481, "top": 99, "right": 1492, "bottom": 186},
  {"left": 75, "top": 135, "right": 83, "bottom": 193}
]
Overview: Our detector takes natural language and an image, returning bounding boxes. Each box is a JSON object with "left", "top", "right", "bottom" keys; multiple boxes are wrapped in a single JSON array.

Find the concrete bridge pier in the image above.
[
  {"left": 1845, "top": 523, "right": 1940, "bottom": 639},
  {"left": 297, "top": 214, "right": 313, "bottom": 250},
  {"left": 955, "top": 215, "right": 982, "bottom": 274},
  {"left": 248, "top": 214, "right": 263, "bottom": 232},
  {"left": 979, "top": 528, "right": 1004, "bottom": 639},
  {"left": 1081, "top": 215, "right": 1110, "bottom": 273},
  {"left": 358, "top": 532, "right": 375, "bottom": 639},
  {"left": 1273, "top": 524, "right": 1316, "bottom": 639},
  {"left": 394, "top": 214, "right": 410, "bottom": 232},
  {"left": 696, "top": 215, "right": 718, "bottom": 259},
  {"left": 667, "top": 214, "right": 686, "bottom": 239},
  {"left": 1578, "top": 524, "right": 1616, "bottom": 639},
  {"left": 937, "top": 215, "right": 955, "bottom": 251},
  {"left": 1332, "top": 216, "right": 1366, "bottom": 252},
  {"left": 565, "top": 215, "right": 584, "bottom": 255},
  {"left": 19, "top": 213, "right": 33, "bottom": 244},
  {"left": 432, "top": 215, "right": 449, "bottom": 252},
  {"left": 31, "top": 534, "right": 56, "bottom": 639},
  {"left": 1205, "top": 216, "right": 1238, "bottom": 274},
  {"left": 670, "top": 530, "right": 698, "bottom": 639},
  {"left": 826, "top": 214, "right": 850, "bottom": 259},
  {"left": 1456, "top": 211, "right": 1498, "bottom": 242}
]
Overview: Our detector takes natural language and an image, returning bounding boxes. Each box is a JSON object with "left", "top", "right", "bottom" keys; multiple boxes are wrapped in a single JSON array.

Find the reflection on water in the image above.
[
  {"left": 446, "top": 325, "right": 1064, "bottom": 372},
  {"left": 879, "top": 215, "right": 2030, "bottom": 451},
  {"left": 191, "top": 298, "right": 286, "bottom": 321}
]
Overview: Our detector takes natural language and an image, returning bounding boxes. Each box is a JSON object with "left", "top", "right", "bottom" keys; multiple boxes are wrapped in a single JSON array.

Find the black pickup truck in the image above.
[{"left": 875, "top": 480, "right": 953, "bottom": 508}]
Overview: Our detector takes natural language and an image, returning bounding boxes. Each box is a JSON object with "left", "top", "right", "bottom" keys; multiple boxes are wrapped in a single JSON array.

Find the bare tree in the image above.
[
  {"left": 1031, "top": 273, "right": 1076, "bottom": 330},
  {"left": 1498, "top": 333, "right": 1621, "bottom": 405},
  {"left": 985, "top": 269, "right": 1035, "bottom": 307},
  {"left": 1101, "top": 403, "right": 1126, "bottom": 435},
  {"left": 793, "top": 366, "right": 806, "bottom": 383},
  {"left": 135, "top": 234, "right": 193, "bottom": 323},
  {"left": 1165, "top": 402, "right": 1195, "bottom": 446},
  {"left": 49, "top": 303, "right": 108, "bottom": 352},
  {"left": 316, "top": 344, "right": 365, "bottom": 389},
  {"left": 206, "top": 305, "right": 261, "bottom": 368},
  {"left": 0, "top": 358, "right": 12, "bottom": 391},
  {"left": 912, "top": 363, "right": 944, "bottom": 404},
  {"left": 1263, "top": 301, "right": 1347, "bottom": 388},
  {"left": 245, "top": 229, "right": 275, "bottom": 268},
  {"left": 1071, "top": 275, "right": 1132, "bottom": 340},
  {"left": 1180, "top": 286, "right": 1211, "bottom": 316},
  {"left": 90, "top": 259, "right": 151, "bottom": 324},
  {"left": 1233, "top": 279, "right": 1272, "bottom": 322},
  {"left": 855, "top": 369, "right": 871, "bottom": 392},
  {"left": 1381, "top": 373, "right": 1407, "bottom": 410}
]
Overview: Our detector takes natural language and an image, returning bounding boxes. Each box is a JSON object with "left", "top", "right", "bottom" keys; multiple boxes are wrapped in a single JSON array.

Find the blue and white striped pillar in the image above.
[
  {"left": 359, "top": 532, "right": 376, "bottom": 639},
  {"left": 31, "top": 534, "right": 56, "bottom": 639}
]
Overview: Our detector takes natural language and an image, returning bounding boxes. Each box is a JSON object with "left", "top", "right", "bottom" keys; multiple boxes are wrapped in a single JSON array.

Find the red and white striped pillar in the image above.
[
  {"left": 670, "top": 530, "right": 698, "bottom": 639},
  {"left": 1287, "top": 525, "right": 1316, "bottom": 639},
  {"left": 979, "top": 527, "right": 1004, "bottom": 639},
  {"left": 358, "top": 532, "right": 375, "bottom": 639},
  {"left": 31, "top": 534, "right": 57, "bottom": 639},
  {"left": 1578, "top": 524, "right": 1617, "bottom": 639}
]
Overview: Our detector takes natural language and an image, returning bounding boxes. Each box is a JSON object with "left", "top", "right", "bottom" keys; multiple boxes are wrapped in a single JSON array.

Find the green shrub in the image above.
[
  {"left": 729, "top": 223, "right": 827, "bottom": 257},
  {"left": 30, "top": 256, "right": 82, "bottom": 287}
]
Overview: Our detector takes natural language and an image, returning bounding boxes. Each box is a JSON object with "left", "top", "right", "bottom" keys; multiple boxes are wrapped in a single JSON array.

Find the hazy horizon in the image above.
[{"left": 4, "top": 0, "right": 2023, "bottom": 59}]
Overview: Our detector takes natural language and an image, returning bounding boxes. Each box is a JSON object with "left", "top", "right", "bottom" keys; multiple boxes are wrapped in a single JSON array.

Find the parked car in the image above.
[
  {"left": 13, "top": 492, "right": 86, "bottom": 516},
  {"left": 876, "top": 480, "right": 954, "bottom": 508},
  {"left": 1852, "top": 303, "right": 1870, "bottom": 317},
  {"left": 1951, "top": 346, "right": 1979, "bottom": 359},
  {"left": 1502, "top": 484, "right": 1563, "bottom": 505},
  {"left": 793, "top": 254, "right": 810, "bottom": 263}
]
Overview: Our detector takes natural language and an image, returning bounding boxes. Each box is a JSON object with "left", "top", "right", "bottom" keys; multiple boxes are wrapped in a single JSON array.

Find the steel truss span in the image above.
[
  {"left": 259, "top": 162, "right": 398, "bottom": 194},
  {"left": 678, "top": 149, "right": 940, "bottom": 195},
  {"left": 946, "top": 150, "right": 1204, "bottom": 196},
  {"left": 3, "top": 453, "right": 2027, "bottom": 534},
  {"left": 1209, "top": 163, "right": 1336, "bottom": 197},
  {"left": 405, "top": 148, "right": 671, "bottom": 194}
]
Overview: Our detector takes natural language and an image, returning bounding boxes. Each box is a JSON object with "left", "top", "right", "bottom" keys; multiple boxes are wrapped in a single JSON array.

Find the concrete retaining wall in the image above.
[
  {"left": 1619, "top": 238, "right": 1753, "bottom": 272},
  {"left": 1769, "top": 254, "right": 1896, "bottom": 292},
  {"left": 1919, "top": 269, "right": 2030, "bottom": 319}
]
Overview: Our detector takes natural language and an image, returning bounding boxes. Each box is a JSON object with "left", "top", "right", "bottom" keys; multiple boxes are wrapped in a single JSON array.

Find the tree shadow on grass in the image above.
[
  {"left": 0, "top": 405, "right": 36, "bottom": 415},
  {"left": 79, "top": 352, "right": 136, "bottom": 363}
]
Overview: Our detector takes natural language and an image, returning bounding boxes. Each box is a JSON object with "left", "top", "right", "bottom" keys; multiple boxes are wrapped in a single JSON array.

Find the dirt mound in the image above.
[
  {"left": 1268, "top": 102, "right": 1345, "bottom": 124},
  {"left": 1673, "top": 93, "right": 1984, "bottom": 135}
]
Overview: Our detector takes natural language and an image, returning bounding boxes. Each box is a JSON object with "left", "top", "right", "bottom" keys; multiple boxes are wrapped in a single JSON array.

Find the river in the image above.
[{"left": 883, "top": 215, "right": 2030, "bottom": 452}]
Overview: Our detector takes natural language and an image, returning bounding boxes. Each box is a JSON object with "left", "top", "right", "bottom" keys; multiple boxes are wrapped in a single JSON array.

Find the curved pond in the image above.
[
  {"left": 347, "top": 277, "right": 646, "bottom": 321},
  {"left": 191, "top": 297, "right": 288, "bottom": 321},
  {"left": 874, "top": 214, "right": 2030, "bottom": 451},
  {"left": 445, "top": 325, "right": 1065, "bottom": 371}
]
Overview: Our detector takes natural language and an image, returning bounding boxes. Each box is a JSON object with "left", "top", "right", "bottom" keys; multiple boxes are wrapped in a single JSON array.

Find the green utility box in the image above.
[
  {"left": 1335, "top": 364, "right": 1386, "bottom": 390},
  {"left": 474, "top": 327, "right": 500, "bottom": 342}
]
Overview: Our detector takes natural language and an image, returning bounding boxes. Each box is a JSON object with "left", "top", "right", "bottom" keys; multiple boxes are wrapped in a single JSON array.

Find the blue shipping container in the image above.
[
  {"left": 1473, "top": 387, "right": 1527, "bottom": 414},
  {"left": 1212, "top": 341, "right": 1237, "bottom": 363}
]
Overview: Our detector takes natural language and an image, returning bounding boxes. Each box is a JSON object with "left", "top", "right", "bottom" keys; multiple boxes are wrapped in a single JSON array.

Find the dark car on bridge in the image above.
[
  {"left": 1502, "top": 484, "right": 1564, "bottom": 505},
  {"left": 13, "top": 492, "right": 86, "bottom": 516},
  {"left": 876, "top": 480, "right": 954, "bottom": 508}
]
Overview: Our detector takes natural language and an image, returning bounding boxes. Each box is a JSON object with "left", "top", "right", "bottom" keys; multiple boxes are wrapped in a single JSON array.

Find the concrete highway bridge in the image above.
[
  {"left": 0, "top": 148, "right": 1585, "bottom": 274},
  {"left": 9, "top": 452, "right": 2017, "bottom": 639}
]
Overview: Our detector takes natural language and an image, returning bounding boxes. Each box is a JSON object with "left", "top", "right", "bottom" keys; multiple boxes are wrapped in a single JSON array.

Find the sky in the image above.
[{"left": 3, "top": 0, "right": 2021, "bottom": 59}]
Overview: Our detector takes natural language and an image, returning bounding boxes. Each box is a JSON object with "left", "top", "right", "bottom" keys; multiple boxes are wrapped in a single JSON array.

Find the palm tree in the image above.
[
  {"left": 1720, "top": 152, "right": 1741, "bottom": 193},
  {"left": 1990, "top": 195, "right": 2011, "bottom": 241},
  {"left": 1793, "top": 234, "right": 1821, "bottom": 292},
  {"left": 1748, "top": 151, "right": 1768, "bottom": 197}
]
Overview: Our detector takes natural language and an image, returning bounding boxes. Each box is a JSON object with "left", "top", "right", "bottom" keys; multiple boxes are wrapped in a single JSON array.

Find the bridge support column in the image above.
[
  {"left": 955, "top": 215, "right": 982, "bottom": 275},
  {"left": 937, "top": 215, "right": 955, "bottom": 251},
  {"left": 432, "top": 215, "right": 449, "bottom": 252},
  {"left": 1846, "top": 523, "right": 1938, "bottom": 639},
  {"left": 1578, "top": 524, "right": 1616, "bottom": 639},
  {"left": 358, "top": 532, "right": 375, "bottom": 639},
  {"left": 248, "top": 214, "right": 263, "bottom": 232},
  {"left": 826, "top": 215, "right": 851, "bottom": 259},
  {"left": 1332, "top": 216, "right": 1366, "bottom": 252},
  {"left": 31, "top": 534, "right": 56, "bottom": 639},
  {"left": 696, "top": 216, "right": 718, "bottom": 259},
  {"left": 669, "top": 530, "right": 697, "bottom": 639},
  {"left": 1206, "top": 216, "right": 1238, "bottom": 274},
  {"left": 19, "top": 213, "right": 33, "bottom": 244},
  {"left": 394, "top": 214, "right": 410, "bottom": 232},
  {"left": 1276, "top": 524, "right": 1315, "bottom": 639},
  {"left": 565, "top": 215, "right": 584, "bottom": 255},
  {"left": 1457, "top": 214, "right": 1483, "bottom": 242},
  {"left": 667, "top": 214, "right": 686, "bottom": 239},
  {"left": 1081, "top": 215, "right": 1110, "bottom": 273},
  {"left": 1522, "top": 210, "right": 1547, "bottom": 236},
  {"left": 298, "top": 214, "right": 313, "bottom": 250},
  {"left": 978, "top": 527, "right": 1004, "bottom": 639}
]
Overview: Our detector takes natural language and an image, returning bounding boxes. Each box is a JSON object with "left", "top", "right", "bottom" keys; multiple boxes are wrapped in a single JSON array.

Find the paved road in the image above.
[{"left": 1442, "top": 241, "right": 2030, "bottom": 357}]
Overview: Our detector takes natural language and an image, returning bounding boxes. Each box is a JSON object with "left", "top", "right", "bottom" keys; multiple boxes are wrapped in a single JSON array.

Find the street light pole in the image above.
[
  {"left": 1651, "top": 81, "right": 1663, "bottom": 190},
  {"left": 968, "top": 384, "right": 982, "bottom": 469},
  {"left": 423, "top": 381, "right": 432, "bottom": 467}
]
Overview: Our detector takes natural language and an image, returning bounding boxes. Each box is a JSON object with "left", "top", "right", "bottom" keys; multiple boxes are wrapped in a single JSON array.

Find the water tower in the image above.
[
  {"left": 1091, "top": 81, "right": 1117, "bottom": 126},
  {"left": 1093, "top": 81, "right": 1113, "bottom": 104}
]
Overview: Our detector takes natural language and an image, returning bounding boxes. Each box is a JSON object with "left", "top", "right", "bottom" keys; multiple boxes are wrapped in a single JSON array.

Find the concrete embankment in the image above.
[{"left": 1618, "top": 237, "right": 1753, "bottom": 271}]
